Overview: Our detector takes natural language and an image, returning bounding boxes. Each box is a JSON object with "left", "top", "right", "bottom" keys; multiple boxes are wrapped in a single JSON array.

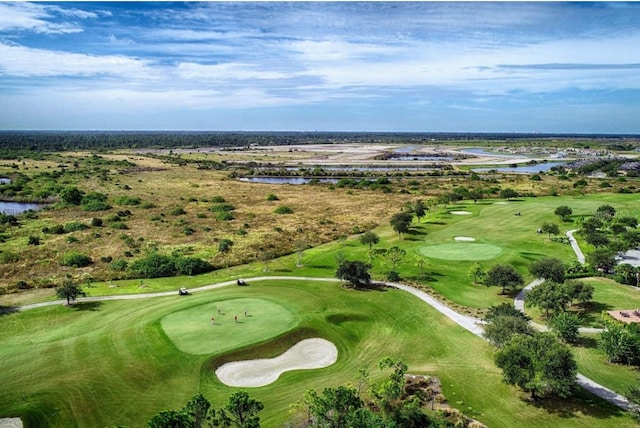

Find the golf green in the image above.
[
  {"left": 161, "top": 298, "right": 299, "bottom": 355},
  {"left": 417, "top": 242, "right": 503, "bottom": 261}
]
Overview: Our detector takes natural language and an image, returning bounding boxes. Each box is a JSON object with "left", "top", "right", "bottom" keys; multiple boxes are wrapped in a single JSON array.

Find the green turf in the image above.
[
  {"left": 161, "top": 298, "right": 298, "bottom": 355},
  {"left": 0, "top": 279, "right": 636, "bottom": 428},
  {"left": 417, "top": 242, "right": 503, "bottom": 261}
]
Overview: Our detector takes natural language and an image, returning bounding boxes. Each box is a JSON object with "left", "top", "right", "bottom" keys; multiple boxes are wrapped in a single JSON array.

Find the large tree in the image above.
[
  {"left": 390, "top": 212, "right": 413, "bottom": 238},
  {"left": 484, "top": 315, "right": 535, "bottom": 348},
  {"left": 384, "top": 246, "right": 406, "bottom": 281},
  {"left": 529, "top": 257, "right": 565, "bottom": 283},
  {"left": 554, "top": 205, "right": 572, "bottom": 221},
  {"left": 541, "top": 222, "right": 560, "bottom": 239},
  {"left": 55, "top": 282, "right": 87, "bottom": 305},
  {"left": 336, "top": 260, "right": 372, "bottom": 288},
  {"left": 586, "top": 247, "right": 617, "bottom": 272},
  {"left": 525, "top": 280, "right": 571, "bottom": 317},
  {"left": 485, "top": 264, "right": 524, "bottom": 295},
  {"left": 495, "top": 333, "right": 577, "bottom": 399},
  {"left": 414, "top": 199, "right": 426, "bottom": 223}
]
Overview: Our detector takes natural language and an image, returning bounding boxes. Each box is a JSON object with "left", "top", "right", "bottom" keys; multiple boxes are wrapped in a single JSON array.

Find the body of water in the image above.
[
  {"left": 0, "top": 178, "right": 11, "bottom": 184},
  {"left": 461, "top": 148, "right": 520, "bottom": 158},
  {"left": 472, "top": 162, "right": 565, "bottom": 174},
  {"left": 0, "top": 201, "right": 48, "bottom": 215},
  {"left": 238, "top": 177, "right": 339, "bottom": 185}
]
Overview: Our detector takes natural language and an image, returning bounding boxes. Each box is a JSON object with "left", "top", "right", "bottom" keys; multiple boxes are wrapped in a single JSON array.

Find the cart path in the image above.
[{"left": 0, "top": 275, "right": 629, "bottom": 410}]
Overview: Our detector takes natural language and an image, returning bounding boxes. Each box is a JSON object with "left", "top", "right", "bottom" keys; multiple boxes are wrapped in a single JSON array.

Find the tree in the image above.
[
  {"left": 525, "top": 280, "right": 571, "bottom": 317},
  {"left": 485, "top": 264, "right": 524, "bottom": 294},
  {"left": 554, "top": 205, "right": 573, "bottom": 221},
  {"left": 500, "top": 188, "right": 519, "bottom": 200},
  {"left": 549, "top": 312, "right": 580, "bottom": 343},
  {"left": 212, "top": 391, "right": 264, "bottom": 428},
  {"left": 595, "top": 204, "right": 616, "bottom": 222},
  {"left": 336, "top": 260, "right": 371, "bottom": 288},
  {"left": 414, "top": 199, "right": 426, "bottom": 223},
  {"left": 413, "top": 254, "right": 428, "bottom": 278},
  {"left": 598, "top": 321, "right": 639, "bottom": 365},
  {"left": 55, "top": 281, "right": 87, "bottom": 305},
  {"left": 540, "top": 222, "right": 560, "bottom": 239},
  {"left": 369, "top": 357, "right": 408, "bottom": 419},
  {"left": 384, "top": 246, "right": 406, "bottom": 281},
  {"left": 303, "top": 386, "right": 363, "bottom": 428},
  {"left": 485, "top": 302, "right": 530, "bottom": 322},
  {"left": 60, "top": 186, "right": 84, "bottom": 205},
  {"left": 495, "top": 333, "right": 577, "bottom": 399},
  {"left": 147, "top": 410, "right": 192, "bottom": 428},
  {"left": 584, "top": 231, "right": 609, "bottom": 248},
  {"left": 359, "top": 231, "right": 380, "bottom": 250},
  {"left": 484, "top": 315, "right": 535, "bottom": 348},
  {"left": 468, "top": 262, "right": 485, "bottom": 285},
  {"left": 184, "top": 393, "right": 211, "bottom": 428},
  {"left": 295, "top": 239, "right": 309, "bottom": 267},
  {"left": 581, "top": 216, "right": 603, "bottom": 234},
  {"left": 615, "top": 263, "right": 639, "bottom": 286},
  {"left": 390, "top": 212, "right": 413, "bottom": 238},
  {"left": 586, "top": 247, "right": 616, "bottom": 272},
  {"left": 564, "top": 280, "right": 594, "bottom": 307},
  {"left": 529, "top": 257, "right": 565, "bottom": 283}
]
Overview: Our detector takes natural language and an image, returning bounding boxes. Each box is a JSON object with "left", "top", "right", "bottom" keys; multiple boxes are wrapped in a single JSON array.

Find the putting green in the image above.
[
  {"left": 417, "top": 242, "right": 503, "bottom": 261},
  {"left": 161, "top": 298, "right": 299, "bottom": 355}
]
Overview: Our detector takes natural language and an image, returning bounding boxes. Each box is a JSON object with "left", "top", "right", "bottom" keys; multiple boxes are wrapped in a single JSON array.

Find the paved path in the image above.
[
  {"left": 1, "top": 275, "right": 630, "bottom": 410},
  {"left": 567, "top": 229, "right": 586, "bottom": 264}
]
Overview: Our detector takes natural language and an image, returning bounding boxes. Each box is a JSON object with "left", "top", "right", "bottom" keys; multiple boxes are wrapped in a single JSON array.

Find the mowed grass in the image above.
[
  {"left": 417, "top": 242, "right": 503, "bottom": 261},
  {"left": 161, "top": 298, "right": 298, "bottom": 355},
  {"left": 0, "top": 279, "right": 636, "bottom": 428}
]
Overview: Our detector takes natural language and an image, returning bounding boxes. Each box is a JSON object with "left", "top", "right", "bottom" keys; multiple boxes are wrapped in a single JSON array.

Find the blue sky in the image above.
[{"left": 1, "top": 2, "right": 640, "bottom": 133}]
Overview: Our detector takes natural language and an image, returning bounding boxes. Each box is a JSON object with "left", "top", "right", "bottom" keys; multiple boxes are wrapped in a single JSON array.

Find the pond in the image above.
[
  {"left": 238, "top": 177, "right": 339, "bottom": 185},
  {"left": 0, "top": 178, "right": 10, "bottom": 184},
  {"left": 387, "top": 156, "right": 453, "bottom": 162},
  {"left": 460, "top": 148, "right": 519, "bottom": 158},
  {"left": 0, "top": 201, "right": 48, "bottom": 215},
  {"left": 472, "top": 162, "right": 566, "bottom": 174}
]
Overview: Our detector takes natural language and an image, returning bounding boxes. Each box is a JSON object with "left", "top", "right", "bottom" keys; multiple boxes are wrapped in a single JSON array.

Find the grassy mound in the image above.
[
  {"left": 417, "top": 242, "right": 503, "bottom": 261},
  {"left": 161, "top": 298, "right": 298, "bottom": 355}
]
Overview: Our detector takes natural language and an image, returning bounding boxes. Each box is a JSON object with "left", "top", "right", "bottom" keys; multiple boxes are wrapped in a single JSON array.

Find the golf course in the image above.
[{"left": 2, "top": 190, "right": 640, "bottom": 427}]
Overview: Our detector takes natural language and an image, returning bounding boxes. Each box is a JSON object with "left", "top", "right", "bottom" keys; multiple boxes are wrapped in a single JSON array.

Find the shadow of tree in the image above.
[
  {"left": 530, "top": 390, "right": 625, "bottom": 419},
  {"left": 72, "top": 301, "right": 103, "bottom": 312},
  {"left": 0, "top": 305, "right": 18, "bottom": 316}
]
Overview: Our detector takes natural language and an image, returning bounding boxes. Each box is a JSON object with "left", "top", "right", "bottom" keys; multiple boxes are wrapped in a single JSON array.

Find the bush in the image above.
[
  {"left": 81, "top": 192, "right": 111, "bottom": 211},
  {"left": 115, "top": 196, "right": 141, "bottom": 206},
  {"left": 274, "top": 205, "right": 293, "bottom": 214},
  {"left": 110, "top": 222, "right": 129, "bottom": 230},
  {"left": 0, "top": 251, "right": 19, "bottom": 264},
  {"left": 209, "top": 203, "right": 235, "bottom": 212},
  {"left": 60, "top": 251, "right": 92, "bottom": 267},
  {"left": 28, "top": 235, "right": 40, "bottom": 246},
  {"left": 91, "top": 217, "right": 103, "bottom": 227},
  {"left": 266, "top": 193, "right": 279, "bottom": 201},
  {"left": 169, "top": 206, "right": 186, "bottom": 216},
  {"left": 109, "top": 259, "right": 128, "bottom": 271},
  {"left": 100, "top": 256, "right": 113, "bottom": 263},
  {"left": 174, "top": 257, "right": 212, "bottom": 276},
  {"left": 42, "top": 224, "right": 65, "bottom": 234},
  {"left": 141, "top": 201, "right": 156, "bottom": 209},
  {"left": 128, "top": 253, "right": 176, "bottom": 278},
  {"left": 216, "top": 211, "right": 234, "bottom": 221},
  {"left": 211, "top": 196, "right": 226, "bottom": 203},
  {"left": 64, "top": 221, "right": 88, "bottom": 233}
]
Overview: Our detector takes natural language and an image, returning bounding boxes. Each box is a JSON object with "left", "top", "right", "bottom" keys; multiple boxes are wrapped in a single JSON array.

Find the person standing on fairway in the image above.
[
  {"left": 211, "top": 316, "right": 215, "bottom": 325},
  {"left": 244, "top": 308, "right": 247, "bottom": 317},
  {"left": 234, "top": 315, "right": 238, "bottom": 323}
]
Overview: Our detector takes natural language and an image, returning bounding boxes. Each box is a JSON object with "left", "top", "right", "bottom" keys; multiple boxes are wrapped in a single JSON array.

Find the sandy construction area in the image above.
[{"left": 215, "top": 338, "right": 338, "bottom": 387}]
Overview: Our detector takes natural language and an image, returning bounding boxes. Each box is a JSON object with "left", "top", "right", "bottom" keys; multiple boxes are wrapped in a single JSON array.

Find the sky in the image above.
[{"left": 1, "top": 1, "right": 640, "bottom": 133}]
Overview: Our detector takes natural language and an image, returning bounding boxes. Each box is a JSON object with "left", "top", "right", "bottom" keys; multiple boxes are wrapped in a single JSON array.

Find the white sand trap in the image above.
[
  {"left": 0, "top": 418, "right": 23, "bottom": 428},
  {"left": 454, "top": 236, "right": 476, "bottom": 241},
  {"left": 215, "top": 338, "right": 338, "bottom": 387},
  {"left": 449, "top": 210, "right": 472, "bottom": 215},
  {"left": 495, "top": 201, "right": 509, "bottom": 204}
]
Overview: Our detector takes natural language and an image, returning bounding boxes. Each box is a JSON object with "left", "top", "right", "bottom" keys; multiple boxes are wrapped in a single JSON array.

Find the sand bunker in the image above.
[
  {"left": 215, "top": 338, "right": 338, "bottom": 387},
  {"left": 0, "top": 418, "right": 23, "bottom": 428},
  {"left": 495, "top": 201, "right": 509, "bottom": 205},
  {"left": 449, "top": 211, "right": 472, "bottom": 215},
  {"left": 454, "top": 236, "right": 476, "bottom": 241}
]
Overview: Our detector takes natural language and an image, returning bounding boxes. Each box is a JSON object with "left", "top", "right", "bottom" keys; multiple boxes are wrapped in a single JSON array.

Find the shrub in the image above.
[
  {"left": 66, "top": 236, "right": 79, "bottom": 244},
  {"left": 115, "top": 196, "right": 141, "bottom": 206},
  {"left": 274, "top": 205, "right": 293, "bottom": 214},
  {"left": 109, "top": 259, "right": 128, "bottom": 271},
  {"left": 100, "top": 256, "right": 113, "bottom": 263},
  {"left": 266, "top": 193, "right": 279, "bottom": 201},
  {"left": 216, "top": 211, "right": 234, "bottom": 221},
  {"left": 64, "top": 221, "right": 88, "bottom": 233},
  {"left": 183, "top": 226, "right": 195, "bottom": 236},
  {"left": 91, "top": 217, "right": 103, "bottom": 227},
  {"left": 0, "top": 251, "right": 19, "bottom": 264},
  {"left": 128, "top": 253, "right": 176, "bottom": 278},
  {"left": 28, "top": 235, "right": 40, "bottom": 246},
  {"left": 42, "top": 224, "right": 65, "bottom": 234},
  {"left": 174, "top": 257, "right": 212, "bottom": 275},
  {"left": 60, "top": 251, "right": 92, "bottom": 267},
  {"left": 169, "top": 206, "right": 186, "bottom": 216},
  {"left": 209, "top": 203, "right": 235, "bottom": 212},
  {"left": 211, "top": 196, "right": 226, "bottom": 203},
  {"left": 141, "top": 201, "right": 156, "bottom": 209},
  {"left": 110, "top": 222, "right": 129, "bottom": 230},
  {"left": 81, "top": 192, "right": 111, "bottom": 211}
]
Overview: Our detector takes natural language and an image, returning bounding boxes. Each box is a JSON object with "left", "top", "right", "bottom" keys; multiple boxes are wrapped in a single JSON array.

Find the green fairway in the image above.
[
  {"left": 417, "top": 242, "right": 503, "bottom": 261},
  {"left": 161, "top": 298, "right": 298, "bottom": 355},
  {"left": 0, "top": 279, "right": 636, "bottom": 428}
]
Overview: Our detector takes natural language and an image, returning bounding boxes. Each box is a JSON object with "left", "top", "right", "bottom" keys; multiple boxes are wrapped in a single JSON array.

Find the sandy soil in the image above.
[
  {"left": 215, "top": 338, "right": 338, "bottom": 387},
  {"left": 454, "top": 236, "right": 476, "bottom": 241}
]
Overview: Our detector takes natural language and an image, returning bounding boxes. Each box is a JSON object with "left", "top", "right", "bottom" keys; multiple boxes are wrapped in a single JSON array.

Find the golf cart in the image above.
[{"left": 178, "top": 287, "right": 189, "bottom": 295}]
